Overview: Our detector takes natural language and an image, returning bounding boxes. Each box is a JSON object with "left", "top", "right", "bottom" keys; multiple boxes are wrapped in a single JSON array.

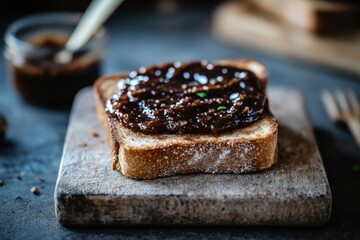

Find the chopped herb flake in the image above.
[
  {"left": 197, "top": 92, "right": 207, "bottom": 98},
  {"left": 217, "top": 106, "right": 227, "bottom": 111}
]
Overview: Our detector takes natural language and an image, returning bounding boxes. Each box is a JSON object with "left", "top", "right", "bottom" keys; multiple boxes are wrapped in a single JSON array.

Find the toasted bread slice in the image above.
[{"left": 94, "top": 60, "right": 278, "bottom": 179}]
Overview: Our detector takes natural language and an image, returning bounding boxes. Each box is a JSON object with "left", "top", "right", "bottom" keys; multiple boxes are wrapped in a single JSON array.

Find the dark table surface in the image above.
[{"left": 0, "top": 5, "right": 360, "bottom": 240}]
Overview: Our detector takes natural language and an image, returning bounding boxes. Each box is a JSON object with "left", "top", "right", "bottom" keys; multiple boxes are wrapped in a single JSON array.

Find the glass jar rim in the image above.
[{"left": 4, "top": 12, "right": 106, "bottom": 54}]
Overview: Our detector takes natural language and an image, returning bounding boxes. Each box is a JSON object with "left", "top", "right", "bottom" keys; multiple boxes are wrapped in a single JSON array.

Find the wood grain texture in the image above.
[
  {"left": 212, "top": 1, "right": 360, "bottom": 76},
  {"left": 55, "top": 87, "right": 331, "bottom": 226}
]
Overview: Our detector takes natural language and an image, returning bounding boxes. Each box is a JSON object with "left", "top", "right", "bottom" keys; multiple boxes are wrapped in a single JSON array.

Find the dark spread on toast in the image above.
[{"left": 106, "top": 61, "right": 266, "bottom": 134}]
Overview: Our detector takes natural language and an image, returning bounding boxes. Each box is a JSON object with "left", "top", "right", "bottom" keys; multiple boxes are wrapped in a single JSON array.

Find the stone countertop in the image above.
[{"left": 0, "top": 7, "right": 359, "bottom": 240}]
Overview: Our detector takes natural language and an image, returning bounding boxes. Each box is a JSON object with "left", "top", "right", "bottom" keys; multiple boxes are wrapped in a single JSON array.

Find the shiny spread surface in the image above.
[{"left": 106, "top": 61, "right": 266, "bottom": 134}]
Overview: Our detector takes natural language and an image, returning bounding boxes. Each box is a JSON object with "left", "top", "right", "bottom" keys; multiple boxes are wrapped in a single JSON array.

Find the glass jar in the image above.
[{"left": 4, "top": 12, "right": 107, "bottom": 106}]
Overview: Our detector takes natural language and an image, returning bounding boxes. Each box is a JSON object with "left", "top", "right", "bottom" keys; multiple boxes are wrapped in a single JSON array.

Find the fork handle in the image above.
[{"left": 347, "top": 119, "right": 360, "bottom": 147}]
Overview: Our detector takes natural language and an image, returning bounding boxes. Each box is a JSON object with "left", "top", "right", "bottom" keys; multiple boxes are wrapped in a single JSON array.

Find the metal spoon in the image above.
[{"left": 55, "top": 0, "right": 124, "bottom": 64}]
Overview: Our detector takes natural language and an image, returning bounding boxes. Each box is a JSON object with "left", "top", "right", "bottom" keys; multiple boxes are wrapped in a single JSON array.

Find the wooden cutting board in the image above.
[
  {"left": 55, "top": 87, "right": 331, "bottom": 226},
  {"left": 212, "top": 1, "right": 360, "bottom": 75}
]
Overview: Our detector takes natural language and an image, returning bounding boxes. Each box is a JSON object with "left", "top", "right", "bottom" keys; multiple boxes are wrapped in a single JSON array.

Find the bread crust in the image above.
[{"left": 94, "top": 60, "right": 278, "bottom": 179}]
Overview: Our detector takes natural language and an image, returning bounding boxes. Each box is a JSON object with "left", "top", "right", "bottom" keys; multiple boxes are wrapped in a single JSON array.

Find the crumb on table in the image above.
[
  {"left": 31, "top": 187, "right": 40, "bottom": 195},
  {"left": 78, "top": 143, "right": 88, "bottom": 147},
  {"left": 90, "top": 130, "right": 99, "bottom": 138}
]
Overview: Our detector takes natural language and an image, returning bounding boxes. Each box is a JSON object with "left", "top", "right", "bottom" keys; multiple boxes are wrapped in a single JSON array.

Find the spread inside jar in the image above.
[
  {"left": 106, "top": 61, "right": 267, "bottom": 134},
  {"left": 8, "top": 32, "right": 102, "bottom": 106}
]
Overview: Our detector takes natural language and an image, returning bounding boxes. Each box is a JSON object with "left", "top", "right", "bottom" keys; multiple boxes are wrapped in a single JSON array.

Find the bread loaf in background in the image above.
[{"left": 249, "top": 0, "right": 360, "bottom": 34}]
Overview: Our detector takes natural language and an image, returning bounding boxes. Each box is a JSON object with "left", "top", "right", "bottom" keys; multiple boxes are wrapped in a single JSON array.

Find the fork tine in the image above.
[
  {"left": 321, "top": 89, "right": 360, "bottom": 147},
  {"left": 321, "top": 90, "right": 341, "bottom": 121},
  {"left": 348, "top": 90, "right": 360, "bottom": 118},
  {"left": 347, "top": 120, "right": 360, "bottom": 147},
  {"left": 335, "top": 90, "right": 351, "bottom": 117}
]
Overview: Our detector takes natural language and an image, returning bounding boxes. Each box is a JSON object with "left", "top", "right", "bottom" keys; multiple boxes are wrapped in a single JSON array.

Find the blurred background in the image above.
[{"left": 1, "top": 0, "right": 359, "bottom": 75}]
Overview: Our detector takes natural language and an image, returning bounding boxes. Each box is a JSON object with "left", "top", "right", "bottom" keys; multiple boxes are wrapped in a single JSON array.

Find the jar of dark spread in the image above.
[
  {"left": 4, "top": 13, "right": 106, "bottom": 106},
  {"left": 106, "top": 61, "right": 267, "bottom": 134}
]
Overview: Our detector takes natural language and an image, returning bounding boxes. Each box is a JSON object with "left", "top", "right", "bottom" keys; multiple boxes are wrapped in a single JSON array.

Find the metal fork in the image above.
[{"left": 321, "top": 89, "right": 360, "bottom": 147}]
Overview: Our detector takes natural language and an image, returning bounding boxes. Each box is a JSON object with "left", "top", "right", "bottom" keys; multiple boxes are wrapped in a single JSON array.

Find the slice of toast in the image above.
[{"left": 94, "top": 60, "right": 278, "bottom": 180}]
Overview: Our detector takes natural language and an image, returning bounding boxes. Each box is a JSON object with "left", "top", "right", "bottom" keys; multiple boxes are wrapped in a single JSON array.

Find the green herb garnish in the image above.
[
  {"left": 197, "top": 92, "right": 207, "bottom": 98},
  {"left": 217, "top": 106, "right": 227, "bottom": 111},
  {"left": 352, "top": 165, "right": 360, "bottom": 172},
  {"left": 210, "top": 78, "right": 217, "bottom": 85}
]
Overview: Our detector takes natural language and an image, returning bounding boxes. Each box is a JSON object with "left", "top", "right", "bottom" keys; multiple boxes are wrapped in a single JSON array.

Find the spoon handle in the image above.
[{"left": 66, "top": 0, "right": 124, "bottom": 50}]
